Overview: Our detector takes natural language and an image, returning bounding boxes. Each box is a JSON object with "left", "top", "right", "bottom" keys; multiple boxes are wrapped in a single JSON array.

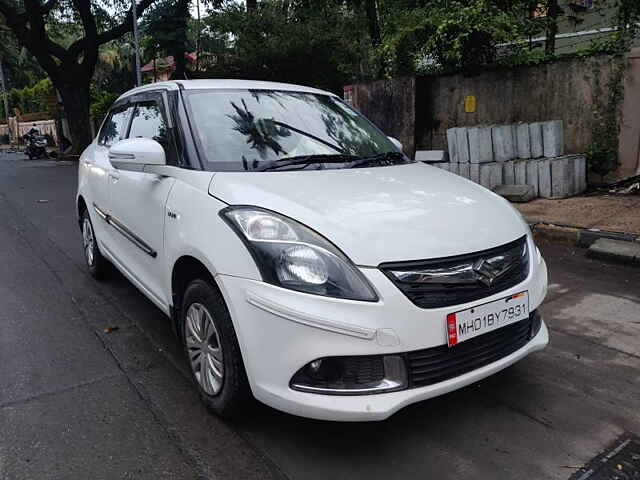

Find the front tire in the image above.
[
  {"left": 81, "top": 209, "right": 109, "bottom": 279},
  {"left": 181, "top": 279, "right": 252, "bottom": 419}
]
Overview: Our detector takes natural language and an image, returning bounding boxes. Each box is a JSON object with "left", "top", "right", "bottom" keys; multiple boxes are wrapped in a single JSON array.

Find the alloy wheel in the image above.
[
  {"left": 82, "top": 217, "right": 95, "bottom": 267},
  {"left": 185, "top": 302, "right": 224, "bottom": 395}
]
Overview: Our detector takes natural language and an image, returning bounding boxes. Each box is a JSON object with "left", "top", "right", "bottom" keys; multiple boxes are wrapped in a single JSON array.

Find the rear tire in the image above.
[
  {"left": 181, "top": 278, "right": 252, "bottom": 419},
  {"left": 81, "top": 209, "right": 109, "bottom": 280}
]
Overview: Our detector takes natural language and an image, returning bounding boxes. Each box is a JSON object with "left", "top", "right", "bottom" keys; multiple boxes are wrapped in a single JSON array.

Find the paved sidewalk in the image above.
[{"left": 514, "top": 194, "right": 640, "bottom": 235}]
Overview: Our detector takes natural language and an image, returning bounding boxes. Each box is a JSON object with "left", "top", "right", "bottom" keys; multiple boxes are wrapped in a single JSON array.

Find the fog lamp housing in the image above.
[{"left": 290, "top": 355, "right": 407, "bottom": 395}]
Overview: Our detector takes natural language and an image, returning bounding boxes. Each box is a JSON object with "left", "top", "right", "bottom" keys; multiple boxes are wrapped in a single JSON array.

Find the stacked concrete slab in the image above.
[{"left": 429, "top": 120, "right": 587, "bottom": 199}]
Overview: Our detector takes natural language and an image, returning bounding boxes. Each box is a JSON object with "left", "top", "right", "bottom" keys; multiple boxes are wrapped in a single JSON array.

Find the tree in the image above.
[
  {"left": 543, "top": 0, "right": 560, "bottom": 56},
  {"left": 379, "top": 0, "right": 531, "bottom": 74},
  {"left": 0, "top": 0, "right": 156, "bottom": 153},
  {"left": 141, "top": 0, "right": 192, "bottom": 80},
  {"left": 204, "top": 0, "right": 372, "bottom": 92}
]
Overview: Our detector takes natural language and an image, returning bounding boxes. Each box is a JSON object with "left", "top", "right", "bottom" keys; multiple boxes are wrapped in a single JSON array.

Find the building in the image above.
[
  {"left": 527, "top": 0, "right": 640, "bottom": 55},
  {"left": 140, "top": 53, "right": 197, "bottom": 83}
]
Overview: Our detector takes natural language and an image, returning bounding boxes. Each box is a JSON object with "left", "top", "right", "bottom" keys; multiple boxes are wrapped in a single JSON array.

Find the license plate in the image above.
[{"left": 446, "top": 291, "right": 529, "bottom": 347}]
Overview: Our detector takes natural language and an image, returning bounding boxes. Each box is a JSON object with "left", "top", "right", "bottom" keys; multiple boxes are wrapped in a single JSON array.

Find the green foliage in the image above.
[
  {"left": 0, "top": 21, "right": 47, "bottom": 90},
  {"left": 202, "top": 0, "right": 373, "bottom": 92},
  {"left": 3, "top": 78, "right": 53, "bottom": 117},
  {"left": 585, "top": 0, "right": 640, "bottom": 178},
  {"left": 378, "top": 0, "right": 533, "bottom": 75},
  {"left": 141, "top": 0, "right": 192, "bottom": 67},
  {"left": 586, "top": 58, "right": 624, "bottom": 178},
  {"left": 90, "top": 88, "right": 119, "bottom": 120}
]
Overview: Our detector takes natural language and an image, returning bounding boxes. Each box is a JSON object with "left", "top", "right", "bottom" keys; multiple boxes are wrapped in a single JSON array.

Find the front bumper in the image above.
[{"left": 216, "top": 250, "right": 549, "bottom": 422}]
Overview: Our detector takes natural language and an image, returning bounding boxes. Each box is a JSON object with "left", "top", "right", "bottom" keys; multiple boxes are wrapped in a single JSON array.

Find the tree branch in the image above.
[
  {"left": 0, "top": 0, "right": 66, "bottom": 75},
  {"left": 40, "top": 0, "right": 58, "bottom": 14},
  {"left": 68, "top": 0, "right": 155, "bottom": 58},
  {"left": 72, "top": 0, "right": 97, "bottom": 40}
]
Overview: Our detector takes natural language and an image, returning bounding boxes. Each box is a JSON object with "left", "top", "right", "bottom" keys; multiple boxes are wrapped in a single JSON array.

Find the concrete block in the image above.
[
  {"left": 573, "top": 154, "right": 587, "bottom": 194},
  {"left": 470, "top": 164, "right": 480, "bottom": 183},
  {"left": 449, "top": 162, "right": 459, "bottom": 175},
  {"left": 502, "top": 160, "right": 515, "bottom": 185},
  {"left": 538, "top": 158, "right": 552, "bottom": 198},
  {"left": 455, "top": 128, "right": 470, "bottom": 163},
  {"left": 529, "top": 122, "right": 544, "bottom": 158},
  {"left": 526, "top": 159, "right": 540, "bottom": 197},
  {"left": 446, "top": 128, "right": 459, "bottom": 163},
  {"left": 551, "top": 156, "right": 576, "bottom": 198},
  {"left": 587, "top": 238, "right": 640, "bottom": 266},
  {"left": 515, "top": 123, "right": 531, "bottom": 159},
  {"left": 493, "top": 184, "right": 536, "bottom": 203},
  {"left": 577, "top": 230, "right": 639, "bottom": 248},
  {"left": 415, "top": 150, "right": 448, "bottom": 163},
  {"left": 468, "top": 126, "right": 493, "bottom": 164},
  {"left": 514, "top": 160, "right": 527, "bottom": 185},
  {"left": 542, "top": 120, "right": 564, "bottom": 157},
  {"left": 479, "top": 162, "right": 503, "bottom": 190},
  {"left": 458, "top": 163, "right": 470, "bottom": 179},
  {"left": 492, "top": 125, "right": 516, "bottom": 162}
]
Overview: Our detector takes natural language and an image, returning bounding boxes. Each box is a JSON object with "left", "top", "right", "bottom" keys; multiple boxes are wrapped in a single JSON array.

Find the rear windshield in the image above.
[{"left": 183, "top": 89, "right": 409, "bottom": 172}]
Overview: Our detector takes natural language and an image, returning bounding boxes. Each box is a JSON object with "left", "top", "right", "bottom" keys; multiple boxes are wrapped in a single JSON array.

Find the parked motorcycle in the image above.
[{"left": 23, "top": 131, "right": 49, "bottom": 160}]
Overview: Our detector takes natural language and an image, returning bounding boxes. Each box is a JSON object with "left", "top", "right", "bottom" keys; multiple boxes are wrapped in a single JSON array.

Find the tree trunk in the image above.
[
  {"left": 171, "top": 0, "right": 190, "bottom": 80},
  {"left": 545, "top": 0, "right": 559, "bottom": 56},
  {"left": 57, "top": 82, "right": 93, "bottom": 155},
  {"left": 364, "top": 0, "right": 381, "bottom": 46},
  {"left": 246, "top": 0, "right": 257, "bottom": 12}
]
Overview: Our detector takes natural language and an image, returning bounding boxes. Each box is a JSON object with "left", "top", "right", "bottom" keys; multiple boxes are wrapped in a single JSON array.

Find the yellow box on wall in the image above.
[{"left": 464, "top": 95, "right": 477, "bottom": 113}]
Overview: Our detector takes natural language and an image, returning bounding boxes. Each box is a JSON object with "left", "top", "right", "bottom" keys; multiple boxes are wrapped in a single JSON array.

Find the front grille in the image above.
[
  {"left": 380, "top": 236, "right": 529, "bottom": 309},
  {"left": 407, "top": 311, "right": 540, "bottom": 388}
]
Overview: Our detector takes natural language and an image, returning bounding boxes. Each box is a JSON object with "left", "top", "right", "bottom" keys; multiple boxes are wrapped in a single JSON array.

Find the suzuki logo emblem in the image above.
[{"left": 473, "top": 259, "right": 501, "bottom": 287}]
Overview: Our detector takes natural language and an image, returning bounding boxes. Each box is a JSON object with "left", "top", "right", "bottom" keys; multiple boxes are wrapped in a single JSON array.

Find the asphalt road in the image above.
[{"left": 1, "top": 152, "right": 639, "bottom": 480}]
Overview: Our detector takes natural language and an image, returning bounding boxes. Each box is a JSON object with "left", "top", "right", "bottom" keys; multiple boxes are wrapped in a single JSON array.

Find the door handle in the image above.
[{"left": 108, "top": 171, "right": 120, "bottom": 182}]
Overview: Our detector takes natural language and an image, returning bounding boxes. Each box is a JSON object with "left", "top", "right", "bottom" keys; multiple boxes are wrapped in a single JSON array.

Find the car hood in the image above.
[{"left": 209, "top": 163, "right": 529, "bottom": 266}]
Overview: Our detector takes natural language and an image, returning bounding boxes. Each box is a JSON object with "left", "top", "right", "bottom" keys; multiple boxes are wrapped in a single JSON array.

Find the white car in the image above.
[{"left": 77, "top": 80, "right": 548, "bottom": 421}]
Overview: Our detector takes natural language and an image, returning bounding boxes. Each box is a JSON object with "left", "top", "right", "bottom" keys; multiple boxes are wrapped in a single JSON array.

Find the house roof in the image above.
[{"left": 140, "top": 53, "right": 197, "bottom": 73}]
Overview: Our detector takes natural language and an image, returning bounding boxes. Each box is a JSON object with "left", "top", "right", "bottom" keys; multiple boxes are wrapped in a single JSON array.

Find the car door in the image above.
[
  {"left": 86, "top": 103, "right": 133, "bottom": 252},
  {"left": 107, "top": 92, "right": 177, "bottom": 309}
]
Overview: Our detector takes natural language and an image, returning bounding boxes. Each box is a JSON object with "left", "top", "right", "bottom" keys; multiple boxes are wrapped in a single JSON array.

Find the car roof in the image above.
[{"left": 116, "top": 79, "right": 336, "bottom": 102}]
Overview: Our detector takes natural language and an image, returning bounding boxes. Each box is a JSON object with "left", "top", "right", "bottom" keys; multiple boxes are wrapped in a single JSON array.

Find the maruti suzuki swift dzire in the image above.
[{"left": 77, "top": 80, "right": 548, "bottom": 421}]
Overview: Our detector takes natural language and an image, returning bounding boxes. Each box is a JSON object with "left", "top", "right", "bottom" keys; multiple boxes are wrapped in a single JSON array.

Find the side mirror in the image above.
[
  {"left": 109, "top": 138, "right": 166, "bottom": 171},
  {"left": 388, "top": 136, "right": 403, "bottom": 152}
]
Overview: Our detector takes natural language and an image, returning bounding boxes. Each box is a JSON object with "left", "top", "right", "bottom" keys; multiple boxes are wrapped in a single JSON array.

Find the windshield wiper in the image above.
[
  {"left": 348, "top": 151, "right": 407, "bottom": 168},
  {"left": 257, "top": 154, "right": 360, "bottom": 172},
  {"left": 257, "top": 151, "right": 408, "bottom": 172}
]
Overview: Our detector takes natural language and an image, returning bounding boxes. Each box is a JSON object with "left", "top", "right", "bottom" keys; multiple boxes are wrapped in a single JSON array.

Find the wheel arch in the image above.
[
  {"left": 77, "top": 195, "right": 88, "bottom": 229},
  {"left": 171, "top": 254, "right": 218, "bottom": 337}
]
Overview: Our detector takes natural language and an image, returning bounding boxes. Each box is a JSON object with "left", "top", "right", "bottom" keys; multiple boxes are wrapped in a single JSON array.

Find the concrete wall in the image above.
[
  {"left": 350, "top": 77, "right": 416, "bottom": 155},
  {"left": 0, "top": 118, "right": 58, "bottom": 144},
  {"left": 619, "top": 48, "right": 640, "bottom": 178},
  {"left": 350, "top": 53, "right": 640, "bottom": 179},
  {"left": 415, "top": 55, "right": 614, "bottom": 156}
]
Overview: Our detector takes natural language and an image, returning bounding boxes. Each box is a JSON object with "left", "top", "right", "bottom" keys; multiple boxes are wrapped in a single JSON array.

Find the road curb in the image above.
[
  {"left": 529, "top": 222, "right": 640, "bottom": 248},
  {"left": 586, "top": 238, "right": 640, "bottom": 265}
]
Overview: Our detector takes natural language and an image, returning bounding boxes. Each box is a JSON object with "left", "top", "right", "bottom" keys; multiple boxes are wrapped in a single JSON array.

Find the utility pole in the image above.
[
  {"left": 132, "top": 0, "right": 142, "bottom": 87},
  {"left": 0, "top": 59, "right": 11, "bottom": 144}
]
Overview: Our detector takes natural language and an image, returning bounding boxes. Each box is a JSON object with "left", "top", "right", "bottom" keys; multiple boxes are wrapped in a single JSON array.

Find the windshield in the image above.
[{"left": 183, "top": 89, "right": 412, "bottom": 172}]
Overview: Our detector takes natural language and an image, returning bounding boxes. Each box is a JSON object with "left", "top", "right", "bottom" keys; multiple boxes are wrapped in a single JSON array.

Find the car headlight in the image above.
[{"left": 221, "top": 206, "right": 378, "bottom": 301}]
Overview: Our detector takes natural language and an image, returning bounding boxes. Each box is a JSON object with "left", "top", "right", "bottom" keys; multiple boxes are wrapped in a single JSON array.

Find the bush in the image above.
[{"left": 3, "top": 78, "right": 54, "bottom": 117}]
